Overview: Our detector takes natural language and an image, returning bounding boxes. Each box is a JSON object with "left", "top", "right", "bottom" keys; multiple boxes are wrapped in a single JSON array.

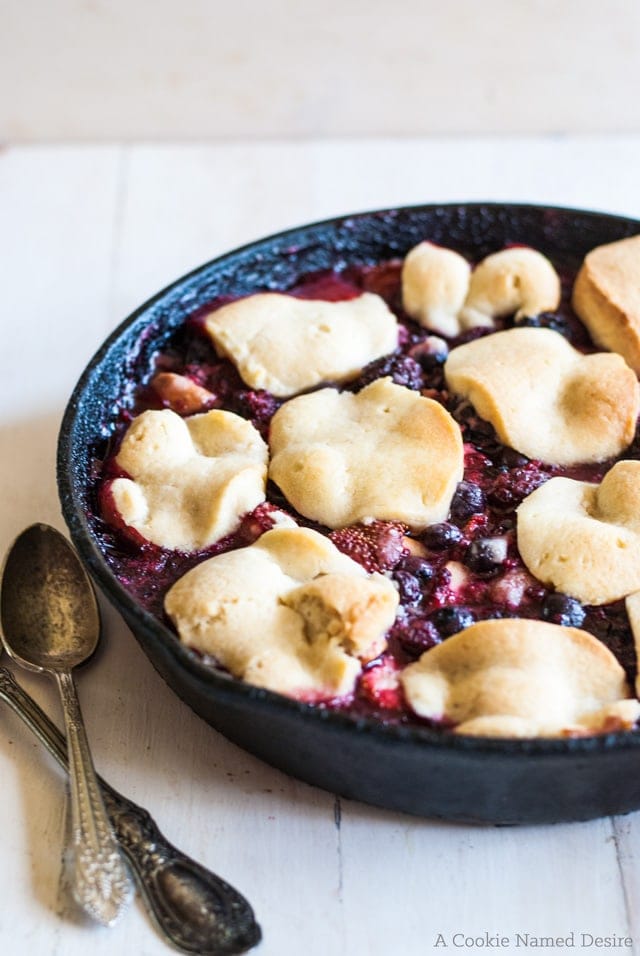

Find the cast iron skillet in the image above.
[{"left": 58, "top": 203, "right": 640, "bottom": 825}]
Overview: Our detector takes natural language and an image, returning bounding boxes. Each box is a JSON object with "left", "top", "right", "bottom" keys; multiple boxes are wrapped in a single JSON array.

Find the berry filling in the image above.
[{"left": 87, "top": 253, "right": 640, "bottom": 729}]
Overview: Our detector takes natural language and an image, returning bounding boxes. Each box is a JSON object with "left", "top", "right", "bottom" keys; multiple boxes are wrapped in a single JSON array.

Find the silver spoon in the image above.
[
  {"left": 0, "top": 664, "right": 262, "bottom": 953},
  {"left": 0, "top": 523, "right": 132, "bottom": 925}
]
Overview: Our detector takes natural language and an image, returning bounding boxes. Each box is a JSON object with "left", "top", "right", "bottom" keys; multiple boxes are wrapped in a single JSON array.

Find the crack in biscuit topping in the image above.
[{"left": 164, "top": 527, "right": 399, "bottom": 699}]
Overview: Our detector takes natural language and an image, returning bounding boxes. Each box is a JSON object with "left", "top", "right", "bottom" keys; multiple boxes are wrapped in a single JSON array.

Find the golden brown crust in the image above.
[
  {"left": 268, "top": 377, "right": 464, "bottom": 530},
  {"left": 516, "top": 461, "right": 640, "bottom": 605},
  {"left": 164, "top": 527, "right": 399, "bottom": 699},
  {"left": 572, "top": 235, "right": 640, "bottom": 373},
  {"left": 401, "top": 242, "right": 472, "bottom": 335},
  {"left": 112, "top": 408, "right": 268, "bottom": 551},
  {"left": 460, "top": 247, "right": 561, "bottom": 326},
  {"left": 444, "top": 327, "right": 639, "bottom": 465},
  {"left": 204, "top": 292, "right": 399, "bottom": 396},
  {"left": 400, "top": 619, "right": 639, "bottom": 738}
]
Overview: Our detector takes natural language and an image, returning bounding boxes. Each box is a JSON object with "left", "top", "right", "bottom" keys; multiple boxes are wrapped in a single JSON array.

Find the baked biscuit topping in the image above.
[
  {"left": 517, "top": 461, "right": 640, "bottom": 605},
  {"left": 268, "top": 377, "right": 464, "bottom": 530},
  {"left": 573, "top": 234, "right": 640, "bottom": 373},
  {"left": 400, "top": 619, "right": 640, "bottom": 737},
  {"left": 401, "top": 242, "right": 472, "bottom": 336},
  {"left": 111, "top": 408, "right": 268, "bottom": 551},
  {"left": 460, "top": 247, "right": 561, "bottom": 327},
  {"left": 204, "top": 292, "right": 399, "bottom": 397},
  {"left": 445, "top": 327, "right": 639, "bottom": 465},
  {"left": 164, "top": 527, "right": 399, "bottom": 699},
  {"left": 402, "top": 244, "right": 561, "bottom": 337}
]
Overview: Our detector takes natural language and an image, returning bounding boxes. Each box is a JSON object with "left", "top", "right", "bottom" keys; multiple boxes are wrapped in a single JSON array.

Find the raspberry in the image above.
[
  {"left": 463, "top": 443, "right": 493, "bottom": 478},
  {"left": 489, "top": 462, "right": 549, "bottom": 508},
  {"left": 391, "top": 618, "right": 441, "bottom": 656},
  {"left": 357, "top": 353, "right": 423, "bottom": 391},
  {"left": 329, "top": 521, "right": 407, "bottom": 573},
  {"left": 234, "top": 389, "right": 281, "bottom": 427}
]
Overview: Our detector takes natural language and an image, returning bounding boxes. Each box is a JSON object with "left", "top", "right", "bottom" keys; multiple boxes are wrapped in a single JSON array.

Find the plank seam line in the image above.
[{"left": 611, "top": 816, "right": 636, "bottom": 954}]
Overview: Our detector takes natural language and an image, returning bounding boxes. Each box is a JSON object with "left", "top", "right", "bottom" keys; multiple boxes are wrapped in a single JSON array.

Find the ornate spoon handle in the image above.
[
  {"left": 0, "top": 667, "right": 261, "bottom": 954},
  {"left": 55, "top": 669, "right": 133, "bottom": 925}
]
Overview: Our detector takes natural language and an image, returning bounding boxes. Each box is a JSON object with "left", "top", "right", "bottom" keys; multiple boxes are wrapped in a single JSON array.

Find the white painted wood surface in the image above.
[
  {"left": 3, "top": 1, "right": 640, "bottom": 139},
  {"left": 2, "top": 137, "right": 640, "bottom": 955}
]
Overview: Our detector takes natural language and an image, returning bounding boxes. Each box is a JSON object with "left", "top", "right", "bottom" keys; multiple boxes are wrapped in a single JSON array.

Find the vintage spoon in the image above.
[
  {"left": 0, "top": 663, "right": 261, "bottom": 953},
  {"left": 0, "top": 523, "right": 132, "bottom": 925}
]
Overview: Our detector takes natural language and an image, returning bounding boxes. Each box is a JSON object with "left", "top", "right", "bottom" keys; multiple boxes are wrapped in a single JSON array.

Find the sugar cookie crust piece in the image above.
[
  {"left": 164, "top": 527, "right": 399, "bottom": 699},
  {"left": 204, "top": 292, "right": 399, "bottom": 397},
  {"left": 444, "top": 327, "right": 639, "bottom": 465},
  {"left": 268, "top": 377, "right": 464, "bottom": 531},
  {"left": 516, "top": 461, "right": 640, "bottom": 605},
  {"left": 111, "top": 408, "right": 268, "bottom": 551},
  {"left": 401, "top": 242, "right": 472, "bottom": 336},
  {"left": 572, "top": 234, "right": 640, "bottom": 374},
  {"left": 459, "top": 247, "right": 561, "bottom": 327},
  {"left": 400, "top": 619, "right": 639, "bottom": 738},
  {"left": 400, "top": 243, "right": 561, "bottom": 338}
]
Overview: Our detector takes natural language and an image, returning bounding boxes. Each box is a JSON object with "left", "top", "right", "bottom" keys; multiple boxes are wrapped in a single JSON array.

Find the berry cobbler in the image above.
[{"left": 92, "top": 232, "right": 640, "bottom": 738}]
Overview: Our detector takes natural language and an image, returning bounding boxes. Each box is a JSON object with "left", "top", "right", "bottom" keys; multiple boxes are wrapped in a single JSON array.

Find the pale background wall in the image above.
[{"left": 1, "top": 0, "right": 639, "bottom": 141}]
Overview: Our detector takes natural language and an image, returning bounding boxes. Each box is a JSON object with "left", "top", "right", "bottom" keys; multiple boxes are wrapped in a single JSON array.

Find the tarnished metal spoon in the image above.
[
  {"left": 0, "top": 665, "right": 262, "bottom": 954},
  {"left": 0, "top": 523, "right": 132, "bottom": 925}
]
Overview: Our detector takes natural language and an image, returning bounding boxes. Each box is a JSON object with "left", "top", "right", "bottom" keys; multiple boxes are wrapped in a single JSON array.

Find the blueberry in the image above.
[
  {"left": 394, "top": 570, "right": 422, "bottom": 605},
  {"left": 450, "top": 481, "right": 485, "bottom": 519},
  {"left": 409, "top": 336, "right": 449, "bottom": 370},
  {"left": 430, "top": 606, "right": 475, "bottom": 638},
  {"left": 488, "top": 465, "right": 549, "bottom": 508},
  {"left": 465, "top": 536, "right": 508, "bottom": 575},
  {"left": 498, "top": 447, "right": 529, "bottom": 469},
  {"left": 541, "top": 592, "right": 586, "bottom": 627},
  {"left": 421, "top": 522, "right": 462, "bottom": 551},
  {"left": 397, "top": 555, "right": 436, "bottom": 582},
  {"left": 515, "top": 312, "right": 570, "bottom": 337}
]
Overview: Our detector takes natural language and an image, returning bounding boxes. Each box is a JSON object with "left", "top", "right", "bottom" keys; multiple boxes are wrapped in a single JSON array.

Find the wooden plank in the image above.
[{"left": 339, "top": 805, "right": 631, "bottom": 955}]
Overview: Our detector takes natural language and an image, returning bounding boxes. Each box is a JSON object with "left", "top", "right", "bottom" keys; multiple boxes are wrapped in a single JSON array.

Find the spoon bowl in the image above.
[
  {"left": 0, "top": 523, "right": 132, "bottom": 926},
  {"left": 1, "top": 523, "right": 100, "bottom": 672}
]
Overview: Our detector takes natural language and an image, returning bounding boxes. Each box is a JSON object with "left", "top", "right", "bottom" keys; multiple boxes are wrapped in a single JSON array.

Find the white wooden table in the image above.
[{"left": 2, "top": 137, "right": 640, "bottom": 956}]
